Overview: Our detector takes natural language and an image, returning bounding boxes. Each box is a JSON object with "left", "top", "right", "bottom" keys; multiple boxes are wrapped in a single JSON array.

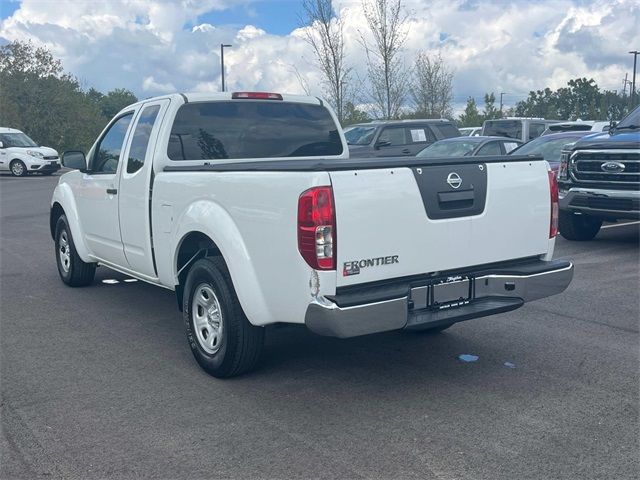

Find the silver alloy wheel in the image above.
[
  {"left": 192, "top": 283, "right": 224, "bottom": 354},
  {"left": 11, "top": 161, "right": 24, "bottom": 176},
  {"left": 59, "top": 230, "right": 71, "bottom": 273}
]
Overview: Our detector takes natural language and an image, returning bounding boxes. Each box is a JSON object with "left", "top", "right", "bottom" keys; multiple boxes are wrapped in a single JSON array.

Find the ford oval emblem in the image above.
[
  {"left": 447, "top": 172, "right": 462, "bottom": 189},
  {"left": 601, "top": 161, "right": 625, "bottom": 173}
]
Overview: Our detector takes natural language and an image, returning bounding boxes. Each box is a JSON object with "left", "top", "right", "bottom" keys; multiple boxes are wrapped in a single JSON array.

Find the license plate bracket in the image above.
[{"left": 431, "top": 276, "right": 471, "bottom": 309}]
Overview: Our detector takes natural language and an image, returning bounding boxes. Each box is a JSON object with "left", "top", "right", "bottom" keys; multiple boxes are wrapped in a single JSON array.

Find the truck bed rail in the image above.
[{"left": 163, "top": 154, "right": 544, "bottom": 173}]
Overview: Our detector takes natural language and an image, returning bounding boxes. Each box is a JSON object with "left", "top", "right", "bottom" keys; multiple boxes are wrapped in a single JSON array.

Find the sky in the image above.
[{"left": 1, "top": 0, "right": 638, "bottom": 114}]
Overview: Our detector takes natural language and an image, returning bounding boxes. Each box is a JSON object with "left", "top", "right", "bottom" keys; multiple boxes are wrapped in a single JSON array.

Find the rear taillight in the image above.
[
  {"left": 297, "top": 186, "right": 336, "bottom": 270},
  {"left": 232, "top": 91, "right": 283, "bottom": 100},
  {"left": 548, "top": 170, "right": 559, "bottom": 238}
]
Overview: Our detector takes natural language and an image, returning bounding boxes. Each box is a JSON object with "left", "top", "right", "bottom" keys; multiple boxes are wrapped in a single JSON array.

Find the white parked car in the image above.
[
  {"left": 50, "top": 91, "right": 574, "bottom": 377},
  {"left": 0, "top": 127, "right": 60, "bottom": 176},
  {"left": 459, "top": 127, "right": 482, "bottom": 136}
]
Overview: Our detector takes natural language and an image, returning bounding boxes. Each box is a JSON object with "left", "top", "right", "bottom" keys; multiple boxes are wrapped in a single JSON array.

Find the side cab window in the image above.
[
  {"left": 90, "top": 113, "right": 134, "bottom": 173},
  {"left": 407, "top": 126, "right": 436, "bottom": 144},
  {"left": 378, "top": 127, "right": 407, "bottom": 146}
]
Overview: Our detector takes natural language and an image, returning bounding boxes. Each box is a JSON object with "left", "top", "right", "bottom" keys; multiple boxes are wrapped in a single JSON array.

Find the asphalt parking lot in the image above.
[{"left": 1, "top": 172, "right": 638, "bottom": 480}]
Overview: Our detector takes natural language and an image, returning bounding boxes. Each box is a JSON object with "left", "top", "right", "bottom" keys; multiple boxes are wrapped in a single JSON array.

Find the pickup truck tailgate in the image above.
[{"left": 331, "top": 160, "right": 551, "bottom": 287}]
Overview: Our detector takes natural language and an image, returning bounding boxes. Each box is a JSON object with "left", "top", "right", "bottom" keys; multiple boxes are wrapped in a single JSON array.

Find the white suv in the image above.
[{"left": 0, "top": 127, "right": 60, "bottom": 176}]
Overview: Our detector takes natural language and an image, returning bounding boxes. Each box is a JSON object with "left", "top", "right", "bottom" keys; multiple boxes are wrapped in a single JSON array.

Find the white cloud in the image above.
[
  {"left": 1, "top": 0, "right": 637, "bottom": 116},
  {"left": 142, "top": 76, "right": 175, "bottom": 93}
]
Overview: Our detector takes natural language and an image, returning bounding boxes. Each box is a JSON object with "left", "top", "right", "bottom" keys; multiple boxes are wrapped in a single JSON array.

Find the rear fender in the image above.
[{"left": 172, "top": 200, "right": 272, "bottom": 326}]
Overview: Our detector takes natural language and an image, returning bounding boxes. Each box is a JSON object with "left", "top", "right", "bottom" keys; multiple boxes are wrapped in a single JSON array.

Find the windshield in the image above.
[
  {"left": 343, "top": 126, "right": 377, "bottom": 145},
  {"left": 483, "top": 120, "right": 522, "bottom": 139},
  {"left": 417, "top": 140, "right": 476, "bottom": 157},
  {"left": 615, "top": 105, "right": 640, "bottom": 131},
  {"left": 510, "top": 136, "right": 578, "bottom": 162},
  {"left": 0, "top": 132, "right": 38, "bottom": 148}
]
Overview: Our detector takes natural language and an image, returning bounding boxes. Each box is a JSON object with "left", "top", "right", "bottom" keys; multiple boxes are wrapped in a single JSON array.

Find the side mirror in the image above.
[
  {"left": 608, "top": 120, "right": 617, "bottom": 133},
  {"left": 374, "top": 140, "right": 391, "bottom": 149},
  {"left": 62, "top": 151, "right": 87, "bottom": 170}
]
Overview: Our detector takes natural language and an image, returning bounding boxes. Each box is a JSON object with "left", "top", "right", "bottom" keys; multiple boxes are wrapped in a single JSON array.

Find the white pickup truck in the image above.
[{"left": 51, "top": 92, "right": 573, "bottom": 377}]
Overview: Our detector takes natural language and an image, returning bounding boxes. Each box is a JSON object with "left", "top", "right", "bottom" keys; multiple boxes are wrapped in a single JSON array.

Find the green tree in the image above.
[
  {"left": 0, "top": 41, "right": 138, "bottom": 153},
  {"left": 342, "top": 101, "right": 371, "bottom": 126},
  {"left": 482, "top": 92, "right": 500, "bottom": 120},
  {"left": 95, "top": 88, "right": 138, "bottom": 118},
  {"left": 514, "top": 78, "right": 628, "bottom": 121},
  {"left": 458, "top": 97, "right": 483, "bottom": 127}
]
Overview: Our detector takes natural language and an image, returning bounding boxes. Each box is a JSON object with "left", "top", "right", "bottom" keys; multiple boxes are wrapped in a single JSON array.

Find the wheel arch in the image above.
[
  {"left": 50, "top": 183, "right": 92, "bottom": 261},
  {"left": 170, "top": 205, "right": 272, "bottom": 326},
  {"left": 50, "top": 202, "right": 65, "bottom": 240}
]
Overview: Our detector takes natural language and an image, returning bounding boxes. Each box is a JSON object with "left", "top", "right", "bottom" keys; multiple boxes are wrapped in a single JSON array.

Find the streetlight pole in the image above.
[
  {"left": 500, "top": 92, "right": 507, "bottom": 117},
  {"left": 220, "top": 44, "right": 232, "bottom": 92},
  {"left": 629, "top": 50, "right": 639, "bottom": 106}
]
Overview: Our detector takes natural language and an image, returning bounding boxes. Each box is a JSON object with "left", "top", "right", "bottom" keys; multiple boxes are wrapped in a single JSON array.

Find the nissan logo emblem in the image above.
[
  {"left": 601, "top": 161, "right": 625, "bottom": 173},
  {"left": 446, "top": 172, "right": 462, "bottom": 189}
]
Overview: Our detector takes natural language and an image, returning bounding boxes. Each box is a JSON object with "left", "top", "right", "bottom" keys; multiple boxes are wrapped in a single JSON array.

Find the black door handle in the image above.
[
  {"left": 402, "top": 148, "right": 411, "bottom": 154},
  {"left": 106, "top": 188, "right": 118, "bottom": 195}
]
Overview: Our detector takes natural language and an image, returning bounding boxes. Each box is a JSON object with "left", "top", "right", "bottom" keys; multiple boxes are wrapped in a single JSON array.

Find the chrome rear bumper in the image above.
[{"left": 305, "top": 260, "right": 574, "bottom": 338}]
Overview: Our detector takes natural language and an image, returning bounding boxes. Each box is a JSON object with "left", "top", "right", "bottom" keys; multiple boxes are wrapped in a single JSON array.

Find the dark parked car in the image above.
[
  {"left": 416, "top": 136, "right": 522, "bottom": 158},
  {"left": 556, "top": 105, "right": 640, "bottom": 240},
  {"left": 509, "top": 131, "right": 591, "bottom": 171},
  {"left": 345, "top": 119, "right": 461, "bottom": 158}
]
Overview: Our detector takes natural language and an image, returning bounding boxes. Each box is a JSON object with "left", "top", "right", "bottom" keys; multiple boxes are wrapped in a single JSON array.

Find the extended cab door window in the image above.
[
  {"left": 127, "top": 105, "right": 161, "bottom": 174},
  {"left": 91, "top": 113, "right": 134, "bottom": 173}
]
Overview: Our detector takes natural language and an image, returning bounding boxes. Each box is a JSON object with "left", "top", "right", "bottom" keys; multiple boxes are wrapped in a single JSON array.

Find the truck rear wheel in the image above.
[
  {"left": 55, "top": 215, "right": 96, "bottom": 286},
  {"left": 183, "top": 257, "right": 264, "bottom": 378},
  {"left": 559, "top": 211, "right": 602, "bottom": 241}
]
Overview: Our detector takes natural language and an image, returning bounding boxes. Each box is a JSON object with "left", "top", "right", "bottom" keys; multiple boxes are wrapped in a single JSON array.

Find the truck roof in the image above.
[
  {"left": 123, "top": 92, "right": 323, "bottom": 110},
  {"left": 115, "top": 92, "right": 325, "bottom": 119}
]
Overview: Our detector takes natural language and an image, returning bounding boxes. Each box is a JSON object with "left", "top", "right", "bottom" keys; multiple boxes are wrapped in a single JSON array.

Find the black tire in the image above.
[
  {"left": 559, "top": 211, "right": 602, "bottom": 241},
  {"left": 55, "top": 215, "right": 96, "bottom": 286},
  {"left": 10, "top": 160, "right": 27, "bottom": 177},
  {"left": 183, "top": 257, "right": 264, "bottom": 378}
]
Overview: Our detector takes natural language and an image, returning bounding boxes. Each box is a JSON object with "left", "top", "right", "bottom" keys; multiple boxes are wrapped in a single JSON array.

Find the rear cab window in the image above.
[{"left": 168, "top": 101, "right": 342, "bottom": 160}]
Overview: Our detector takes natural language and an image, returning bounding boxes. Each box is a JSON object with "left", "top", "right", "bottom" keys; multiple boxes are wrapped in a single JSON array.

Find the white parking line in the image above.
[{"left": 601, "top": 221, "right": 640, "bottom": 229}]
